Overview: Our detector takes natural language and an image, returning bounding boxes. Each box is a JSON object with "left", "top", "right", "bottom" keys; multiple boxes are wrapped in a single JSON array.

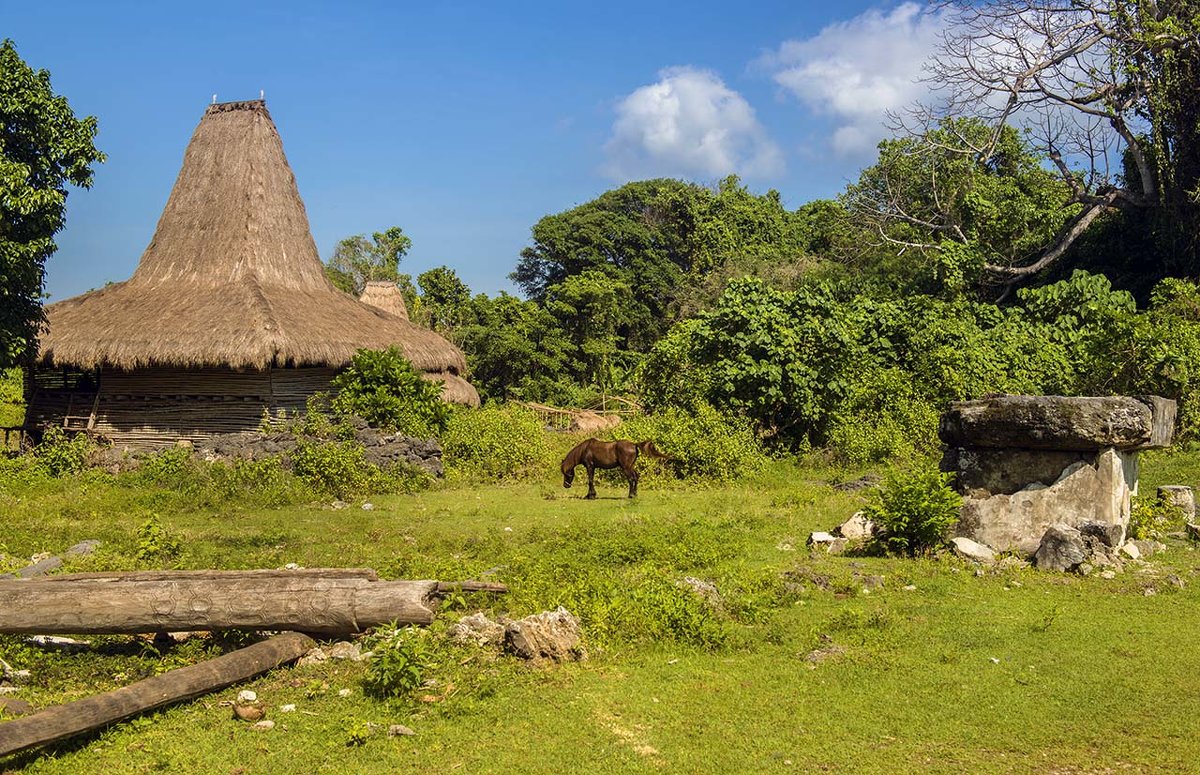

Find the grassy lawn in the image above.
[{"left": 2, "top": 453, "right": 1200, "bottom": 773}]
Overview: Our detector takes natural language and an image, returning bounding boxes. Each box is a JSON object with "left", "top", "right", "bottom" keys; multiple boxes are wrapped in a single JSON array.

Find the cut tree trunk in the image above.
[
  {"left": 0, "top": 572, "right": 441, "bottom": 635},
  {"left": 0, "top": 631, "right": 314, "bottom": 757}
]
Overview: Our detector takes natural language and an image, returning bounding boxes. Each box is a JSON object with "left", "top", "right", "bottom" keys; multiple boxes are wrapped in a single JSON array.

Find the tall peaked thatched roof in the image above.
[
  {"left": 359, "top": 281, "right": 410, "bottom": 321},
  {"left": 39, "top": 100, "right": 467, "bottom": 375}
]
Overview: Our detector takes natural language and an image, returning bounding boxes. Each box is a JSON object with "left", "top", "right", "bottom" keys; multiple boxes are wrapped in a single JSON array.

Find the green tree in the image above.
[
  {"left": 417, "top": 265, "right": 470, "bottom": 333},
  {"left": 455, "top": 292, "right": 574, "bottom": 403},
  {"left": 325, "top": 226, "right": 412, "bottom": 295},
  {"left": 0, "top": 39, "right": 104, "bottom": 367},
  {"left": 844, "top": 119, "right": 1076, "bottom": 297},
  {"left": 544, "top": 268, "right": 633, "bottom": 395},
  {"left": 911, "top": 0, "right": 1200, "bottom": 290}
]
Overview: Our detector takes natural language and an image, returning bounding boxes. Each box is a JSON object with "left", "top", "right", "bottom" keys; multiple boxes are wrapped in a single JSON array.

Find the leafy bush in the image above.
[
  {"left": 826, "top": 368, "right": 940, "bottom": 465},
  {"left": 865, "top": 465, "right": 962, "bottom": 556},
  {"left": 33, "top": 426, "right": 93, "bottom": 477},
  {"left": 363, "top": 624, "right": 435, "bottom": 698},
  {"left": 1129, "top": 493, "right": 1187, "bottom": 540},
  {"left": 441, "top": 403, "right": 552, "bottom": 480},
  {"left": 614, "top": 403, "right": 766, "bottom": 481},
  {"left": 136, "top": 516, "right": 182, "bottom": 564},
  {"left": 0, "top": 368, "right": 22, "bottom": 430},
  {"left": 331, "top": 347, "right": 450, "bottom": 437}
]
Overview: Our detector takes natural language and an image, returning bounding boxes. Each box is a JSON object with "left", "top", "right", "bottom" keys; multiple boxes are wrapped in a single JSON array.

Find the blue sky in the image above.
[{"left": 3, "top": 1, "right": 946, "bottom": 301}]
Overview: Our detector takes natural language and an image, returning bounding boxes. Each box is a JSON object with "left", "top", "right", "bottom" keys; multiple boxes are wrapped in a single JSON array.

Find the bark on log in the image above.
[
  {"left": 0, "top": 575, "right": 439, "bottom": 635},
  {"left": 0, "top": 631, "right": 314, "bottom": 758},
  {"left": 34, "top": 568, "right": 380, "bottom": 583}
]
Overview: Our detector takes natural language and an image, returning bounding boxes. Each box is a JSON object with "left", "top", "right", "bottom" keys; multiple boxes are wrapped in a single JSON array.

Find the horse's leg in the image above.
[
  {"left": 585, "top": 463, "right": 597, "bottom": 499},
  {"left": 627, "top": 466, "right": 639, "bottom": 498}
]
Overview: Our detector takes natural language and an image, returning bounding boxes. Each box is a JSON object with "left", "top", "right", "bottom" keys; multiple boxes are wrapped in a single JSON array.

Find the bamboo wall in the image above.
[{"left": 25, "top": 366, "right": 338, "bottom": 451}]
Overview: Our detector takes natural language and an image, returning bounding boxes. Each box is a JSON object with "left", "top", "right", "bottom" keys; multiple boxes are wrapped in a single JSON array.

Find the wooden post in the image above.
[
  {"left": 0, "top": 572, "right": 440, "bottom": 635},
  {"left": 0, "top": 631, "right": 315, "bottom": 757}
]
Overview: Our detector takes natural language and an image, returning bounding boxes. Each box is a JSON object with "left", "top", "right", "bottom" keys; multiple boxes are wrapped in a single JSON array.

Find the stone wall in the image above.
[{"left": 940, "top": 395, "right": 1175, "bottom": 554}]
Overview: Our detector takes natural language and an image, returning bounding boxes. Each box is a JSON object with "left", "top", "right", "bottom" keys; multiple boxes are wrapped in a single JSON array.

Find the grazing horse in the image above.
[{"left": 561, "top": 438, "right": 670, "bottom": 499}]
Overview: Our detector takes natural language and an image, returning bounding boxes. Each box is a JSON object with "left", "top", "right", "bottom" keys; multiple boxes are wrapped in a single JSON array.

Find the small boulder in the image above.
[
  {"left": 679, "top": 576, "right": 722, "bottom": 608},
  {"left": 296, "top": 647, "right": 328, "bottom": 667},
  {"left": 1131, "top": 539, "right": 1167, "bottom": 558},
  {"left": 1034, "top": 525, "right": 1087, "bottom": 572},
  {"left": 1158, "top": 485, "right": 1196, "bottom": 520},
  {"left": 836, "top": 512, "right": 875, "bottom": 541},
  {"left": 807, "top": 531, "right": 837, "bottom": 547},
  {"left": 251, "top": 720, "right": 275, "bottom": 731},
  {"left": 950, "top": 536, "right": 996, "bottom": 564},
  {"left": 448, "top": 613, "right": 505, "bottom": 647},
  {"left": 1079, "top": 521, "right": 1124, "bottom": 549},
  {"left": 1120, "top": 542, "right": 1142, "bottom": 560},
  {"left": 504, "top": 607, "right": 584, "bottom": 662},
  {"left": 327, "top": 641, "right": 362, "bottom": 661},
  {"left": 388, "top": 724, "right": 416, "bottom": 737}
]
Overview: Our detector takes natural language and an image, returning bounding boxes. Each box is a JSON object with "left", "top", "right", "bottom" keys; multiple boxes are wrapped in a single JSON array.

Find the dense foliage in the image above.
[
  {"left": 0, "top": 39, "right": 104, "bottom": 368},
  {"left": 330, "top": 347, "right": 450, "bottom": 437},
  {"left": 865, "top": 466, "right": 963, "bottom": 556}
]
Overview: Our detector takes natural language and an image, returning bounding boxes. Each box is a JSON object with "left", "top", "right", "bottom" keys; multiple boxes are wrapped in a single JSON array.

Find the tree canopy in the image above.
[
  {"left": 0, "top": 39, "right": 104, "bottom": 367},
  {"left": 324, "top": 226, "right": 412, "bottom": 295}
]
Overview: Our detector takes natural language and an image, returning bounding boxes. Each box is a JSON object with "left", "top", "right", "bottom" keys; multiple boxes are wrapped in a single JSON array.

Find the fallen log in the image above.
[
  {"left": 0, "top": 631, "right": 314, "bottom": 757},
  {"left": 0, "top": 574, "right": 439, "bottom": 635},
  {"left": 0, "top": 572, "right": 507, "bottom": 635}
]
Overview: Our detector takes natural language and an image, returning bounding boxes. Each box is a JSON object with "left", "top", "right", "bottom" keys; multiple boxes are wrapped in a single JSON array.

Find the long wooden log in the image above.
[
  {"left": 0, "top": 631, "right": 314, "bottom": 757},
  {"left": 0, "top": 575, "right": 439, "bottom": 635},
  {"left": 34, "top": 568, "right": 380, "bottom": 583}
]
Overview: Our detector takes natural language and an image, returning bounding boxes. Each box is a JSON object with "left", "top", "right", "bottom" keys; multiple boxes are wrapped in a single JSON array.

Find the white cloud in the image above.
[
  {"left": 761, "top": 2, "right": 945, "bottom": 158},
  {"left": 603, "top": 66, "right": 784, "bottom": 181}
]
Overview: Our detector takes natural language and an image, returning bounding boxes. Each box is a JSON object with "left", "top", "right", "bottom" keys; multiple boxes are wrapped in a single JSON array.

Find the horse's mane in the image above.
[{"left": 561, "top": 438, "right": 595, "bottom": 471}]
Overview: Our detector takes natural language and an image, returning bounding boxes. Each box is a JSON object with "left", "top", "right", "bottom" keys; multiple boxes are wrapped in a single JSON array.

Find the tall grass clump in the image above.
[{"left": 441, "top": 403, "right": 553, "bottom": 480}]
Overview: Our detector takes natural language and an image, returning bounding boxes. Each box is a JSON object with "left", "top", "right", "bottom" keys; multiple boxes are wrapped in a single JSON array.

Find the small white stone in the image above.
[
  {"left": 236, "top": 690, "right": 257, "bottom": 704},
  {"left": 362, "top": 502, "right": 374, "bottom": 511},
  {"left": 279, "top": 704, "right": 296, "bottom": 713},
  {"left": 338, "top": 688, "right": 352, "bottom": 697},
  {"left": 504, "top": 527, "right": 513, "bottom": 532},
  {"left": 903, "top": 585, "right": 917, "bottom": 591},
  {"left": 1100, "top": 570, "right": 1117, "bottom": 579},
  {"left": 1120, "top": 542, "right": 1142, "bottom": 560},
  {"left": 251, "top": 720, "right": 275, "bottom": 731},
  {"left": 989, "top": 657, "right": 1000, "bottom": 664},
  {"left": 387, "top": 724, "right": 416, "bottom": 737}
]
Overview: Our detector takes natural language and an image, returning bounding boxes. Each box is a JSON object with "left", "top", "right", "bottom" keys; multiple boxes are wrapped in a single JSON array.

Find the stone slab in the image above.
[{"left": 939, "top": 395, "right": 1174, "bottom": 451}]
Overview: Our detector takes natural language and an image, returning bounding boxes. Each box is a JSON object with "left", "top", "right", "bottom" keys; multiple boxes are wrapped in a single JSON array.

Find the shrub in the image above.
[
  {"left": 441, "top": 403, "right": 552, "bottom": 480},
  {"left": 1129, "top": 493, "right": 1186, "bottom": 540},
  {"left": 865, "top": 465, "right": 962, "bottom": 556},
  {"left": 826, "top": 368, "right": 940, "bottom": 465},
  {"left": 363, "top": 624, "right": 435, "bottom": 698},
  {"left": 33, "top": 426, "right": 93, "bottom": 477},
  {"left": 291, "top": 439, "right": 427, "bottom": 499},
  {"left": 136, "top": 516, "right": 182, "bottom": 564},
  {"left": 331, "top": 347, "right": 450, "bottom": 437},
  {"left": 614, "top": 403, "right": 766, "bottom": 481}
]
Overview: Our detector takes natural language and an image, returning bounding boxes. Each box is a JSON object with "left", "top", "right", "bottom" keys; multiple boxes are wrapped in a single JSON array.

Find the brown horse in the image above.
[{"left": 561, "top": 438, "right": 670, "bottom": 499}]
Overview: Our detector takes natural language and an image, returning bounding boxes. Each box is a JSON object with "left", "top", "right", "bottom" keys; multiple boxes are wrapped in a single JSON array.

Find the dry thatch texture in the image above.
[
  {"left": 359, "top": 281, "right": 409, "bottom": 321},
  {"left": 422, "top": 371, "right": 481, "bottom": 407},
  {"left": 38, "top": 100, "right": 466, "bottom": 375}
]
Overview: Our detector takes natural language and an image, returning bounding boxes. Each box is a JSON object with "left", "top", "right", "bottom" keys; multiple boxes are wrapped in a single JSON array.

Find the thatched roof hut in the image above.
[{"left": 27, "top": 100, "right": 478, "bottom": 449}]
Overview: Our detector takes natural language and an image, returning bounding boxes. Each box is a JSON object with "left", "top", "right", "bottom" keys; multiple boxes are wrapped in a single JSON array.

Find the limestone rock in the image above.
[
  {"left": 679, "top": 576, "right": 722, "bottom": 608},
  {"left": 807, "top": 531, "right": 837, "bottom": 546},
  {"left": 388, "top": 724, "right": 416, "bottom": 737},
  {"left": 1034, "top": 525, "right": 1087, "bottom": 572},
  {"left": 1079, "top": 521, "right": 1124, "bottom": 549},
  {"left": 950, "top": 536, "right": 996, "bottom": 564},
  {"left": 1158, "top": 485, "right": 1196, "bottom": 520},
  {"left": 940, "top": 395, "right": 1174, "bottom": 451},
  {"left": 296, "top": 647, "right": 328, "bottom": 666},
  {"left": 504, "top": 607, "right": 584, "bottom": 661},
  {"left": 1120, "top": 542, "right": 1142, "bottom": 560},
  {"left": 448, "top": 613, "right": 505, "bottom": 647},
  {"left": 955, "top": 450, "right": 1134, "bottom": 554},
  {"left": 1131, "top": 539, "right": 1166, "bottom": 558},
  {"left": 945, "top": 447, "right": 1091, "bottom": 498},
  {"left": 836, "top": 512, "right": 875, "bottom": 540}
]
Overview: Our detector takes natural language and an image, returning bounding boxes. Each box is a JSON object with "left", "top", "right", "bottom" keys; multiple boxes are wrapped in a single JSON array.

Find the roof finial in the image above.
[
  {"left": 212, "top": 94, "right": 217, "bottom": 104},
  {"left": 260, "top": 89, "right": 264, "bottom": 100}
]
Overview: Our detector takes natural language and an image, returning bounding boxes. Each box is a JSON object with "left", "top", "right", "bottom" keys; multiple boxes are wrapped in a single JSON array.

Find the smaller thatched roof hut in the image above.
[{"left": 358, "top": 281, "right": 479, "bottom": 406}]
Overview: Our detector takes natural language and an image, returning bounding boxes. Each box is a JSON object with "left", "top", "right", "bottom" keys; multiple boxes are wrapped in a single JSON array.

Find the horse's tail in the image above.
[{"left": 637, "top": 441, "right": 672, "bottom": 460}]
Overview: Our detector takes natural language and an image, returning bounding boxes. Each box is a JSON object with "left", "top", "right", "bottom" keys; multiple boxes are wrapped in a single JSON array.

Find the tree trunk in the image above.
[
  {"left": 0, "top": 631, "right": 314, "bottom": 757},
  {"left": 0, "top": 572, "right": 440, "bottom": 635}
]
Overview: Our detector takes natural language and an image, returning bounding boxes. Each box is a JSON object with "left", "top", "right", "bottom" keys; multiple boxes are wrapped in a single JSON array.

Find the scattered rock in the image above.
[
  {"left": 1167, "top": 574, "right": 1186, "bottom": 589},
  {"left": 361, "top": 502, "right": 375, "bottom": 511},
  {"left": 251, "top": 720, "right": 275, "bottom": 731},
  {"left": 236, "top": 690, "right": 258, "bottom": 704},
  {"left": 1158, "top": 485, "right": 1196, "bottom": 520},
  {"left": 807, "top": 532, "right": 837, "bottom": 547},
  {"left": 804, "top": 644, "right": 845, "bottom": 664},
  {"left": 331, "top": 500, "right": 348, "bottom": 510},
  {"left": 859, "top": 575, "right": 885, "bottom": 591},
  {"left": 836, "top": 512, "right": 875, "bottom": 540},
  {"left": 1143, "top": 586, "right": 1157, "bottom": 596},
  {"left": 1077, "top": 563, "right": 1094, "bottom": 576},
  {"left": 1131, "top": 539, "right": 1167, "bottom": 558},
  {"left": 1100, "top": 570, "right": 1117, "bottom": 580},
  {"left": 903, "top": 584, "right": 917, "bottom": 591},
  {"left": 997, "top": 556, "right": 1031, "bottom": 571},
  {"left": 388, "top": 724, "right": 416, "bottom": 737},
  {"left": 1079, "top": 521, "right": 1124, "bottom": 549},
  {"left": 1188, "top": 523, "right": 1200, "bottom": 542},
  {"left": 504, "top": 607, "right": 585, "bottom": 661},
  {"left": 337, "top": 688, "right": 352, "bottom": 697},
  {"left": 233, "top": 703, "right": 264, "bottom": 722},
  {"left": 327, "top": 641, "right": 362, "bottom": 661},
  {"left": 1120, "top": 542, "right": 1142, "bottom": 561},
  {"left": 950, "top": 536, "right": 996, "bottom": 564},
  {"left": 832, "top": 475, "right": 879, "bottom": 492},
  {"left": 448, "top": 613, "right": 505, "bottom": 647},
  {"left": 296, "top": 647, "right": 328, "bottom": 667},
  {"left": 279, "top": 704, "right": 296, "bottom": 713},
  {"left": 1034, "top": 525, "right": 1087, "bottom": 572}
]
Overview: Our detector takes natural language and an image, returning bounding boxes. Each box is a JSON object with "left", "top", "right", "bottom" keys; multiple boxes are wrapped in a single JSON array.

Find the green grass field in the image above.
[{"left": 3, "top": 453, "right": 1200, "bottom": 774}]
